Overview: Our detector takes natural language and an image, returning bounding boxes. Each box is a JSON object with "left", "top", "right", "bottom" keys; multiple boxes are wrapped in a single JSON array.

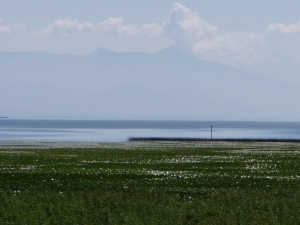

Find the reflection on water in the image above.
[{"left": 1, "top": 119, "right": 300, "bottom": 142}]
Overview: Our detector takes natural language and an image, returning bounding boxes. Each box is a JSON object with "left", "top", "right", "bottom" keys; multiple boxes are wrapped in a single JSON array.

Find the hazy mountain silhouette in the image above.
[
  {"left": 243, "top": 61, "right": 300, "bottom": 88},
  {"left": 1, "top": 47, "right": 300, "bottom": 120}
]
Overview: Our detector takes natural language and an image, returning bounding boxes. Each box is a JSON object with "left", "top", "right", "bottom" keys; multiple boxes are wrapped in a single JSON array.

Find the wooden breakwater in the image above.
[{"left": 129, "top": 137, "right": 300, "bottom": 142}]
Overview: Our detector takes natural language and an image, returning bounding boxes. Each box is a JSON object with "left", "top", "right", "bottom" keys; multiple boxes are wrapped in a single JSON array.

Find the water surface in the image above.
[{"left": 1, "top": 119, "right": 300, "bottom": 142}]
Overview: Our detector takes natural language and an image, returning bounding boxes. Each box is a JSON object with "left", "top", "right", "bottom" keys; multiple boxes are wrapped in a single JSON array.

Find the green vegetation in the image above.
[{"left": 1, "top": 141, "right": 300, "bottom": 224}]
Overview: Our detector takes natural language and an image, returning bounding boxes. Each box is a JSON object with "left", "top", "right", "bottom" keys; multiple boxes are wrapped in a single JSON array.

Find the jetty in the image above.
[{"left": 129, "top": 137, "right": 300, "bottom": 142}]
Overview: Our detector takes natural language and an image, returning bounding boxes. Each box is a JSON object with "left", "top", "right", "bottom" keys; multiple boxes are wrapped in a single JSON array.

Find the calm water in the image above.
[{"left": 1, "top": 119, "right": 300, "bottom": 142}]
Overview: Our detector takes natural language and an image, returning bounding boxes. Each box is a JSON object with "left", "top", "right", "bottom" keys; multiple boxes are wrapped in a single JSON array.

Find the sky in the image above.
[{"left": 2, "top": 1, "right": 300, "bottom": 67}]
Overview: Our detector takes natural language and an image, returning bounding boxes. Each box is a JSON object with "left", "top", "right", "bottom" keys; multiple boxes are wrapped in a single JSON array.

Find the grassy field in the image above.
[{"left": 1, "top": 141, "right": 300, "bottom": 224}]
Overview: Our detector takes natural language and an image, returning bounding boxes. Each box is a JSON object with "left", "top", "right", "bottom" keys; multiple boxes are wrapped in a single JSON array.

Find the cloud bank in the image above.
[
  {"left": 37, "top": 17, "right": 164, "bottom": 38},
  {"left": 165, "top": 3, "right": 300, "bottom": 65},
  {"left": 6, "top": 2, "right": 300, "bottom": 65}
]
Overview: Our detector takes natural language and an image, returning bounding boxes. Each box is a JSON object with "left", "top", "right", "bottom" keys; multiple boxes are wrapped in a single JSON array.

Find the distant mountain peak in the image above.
[
  {"left": 90, "top": 47, "right": 115, "bottom": 55},
  {"left": 2, "top": 47, "right": 300, "bottom": 120},
  {"left": 155, "top": 45, "right": 188, "bottom": 55}
]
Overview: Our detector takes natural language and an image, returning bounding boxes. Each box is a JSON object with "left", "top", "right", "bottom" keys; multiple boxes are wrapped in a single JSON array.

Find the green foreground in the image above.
[{"left": 1, "top": 141, "right": 300, "bottom": 224}]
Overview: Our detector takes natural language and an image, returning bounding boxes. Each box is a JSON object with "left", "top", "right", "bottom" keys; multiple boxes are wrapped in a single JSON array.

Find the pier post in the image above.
[{"left": 211, "top": 126, "right": 212, "bottom": 140}]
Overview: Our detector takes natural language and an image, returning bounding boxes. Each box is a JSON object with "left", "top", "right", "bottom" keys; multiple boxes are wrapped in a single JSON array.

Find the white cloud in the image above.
[
  {"left": 0, "top": 25, "right": 11, "bottom": 34},
  {"left": 164, "top": 3, "right": 217, "bottom": 48},
  {"left": 97, "top": 17, "right": 123, "bottom": 33},
  {"left": 97, "top": 17, "right": 140, "bottom": 35},
  {"left": 37, "top": 17, "right": 164, "bottom": 38},
  {"left": 37, "top": 18, "right": 95, "bottom": 35},
  {"left": 267, "top": 21, "right": 300, "bottom": 33},
  {"left": 162, "top": 3, "right": 265, "bottom": 65},
  {"left": 163, "top": 3, "right": 300, "bottom": 65},
  {"left": 140, "top": 23, "right": 164, "bottom": 37},
  {"left": 193, "top": 32, "right": 266, "bottom": 65},
  {"left": 263, "top": 20, "right": 300, "bottom": 63},
  {"left": 97, "top": 18, "right": 164, "bottom": 37},
  {"left": 0, "top": 19, "right": 12, "bottom": 34},
  {"left": 93, "top": 18, "right": 163, "bottom": 37},
  {"left": 32, "top": 3, "right": 300, "bottom": 65}
]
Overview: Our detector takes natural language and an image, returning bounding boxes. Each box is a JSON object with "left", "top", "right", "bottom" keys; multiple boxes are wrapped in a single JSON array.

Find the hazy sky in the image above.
[
  {"left": 2, "top": 1, "right": 300, "bottom": 120},
  {"left": 1, "top": 1, "right": 300, "bottom": 66}
]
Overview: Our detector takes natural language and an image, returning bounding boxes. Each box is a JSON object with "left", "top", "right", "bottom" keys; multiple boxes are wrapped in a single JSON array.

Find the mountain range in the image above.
[{"left": 1, "top": 47, "right": 299, "bottom": 120}]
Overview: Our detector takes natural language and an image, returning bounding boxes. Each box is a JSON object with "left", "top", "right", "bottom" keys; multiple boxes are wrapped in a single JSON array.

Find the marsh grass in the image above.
[{"left": 1, "top": 141, "right": 300, "bottom": 224}]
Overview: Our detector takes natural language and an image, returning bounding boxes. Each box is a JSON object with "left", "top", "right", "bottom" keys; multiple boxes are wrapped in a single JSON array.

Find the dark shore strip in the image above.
[{"left": 129, "top": 137, "right": 300, "bottom": 142}]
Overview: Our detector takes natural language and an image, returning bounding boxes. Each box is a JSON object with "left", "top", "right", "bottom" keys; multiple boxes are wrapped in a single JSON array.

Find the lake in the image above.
[{"left": 1, "top": 119, "right": 300, "bottom": 142}]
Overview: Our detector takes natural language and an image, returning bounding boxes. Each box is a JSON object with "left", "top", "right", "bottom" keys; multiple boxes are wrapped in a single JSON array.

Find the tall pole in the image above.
[{"left": 211, "top": 126, "right": 212, "bottom": 140}]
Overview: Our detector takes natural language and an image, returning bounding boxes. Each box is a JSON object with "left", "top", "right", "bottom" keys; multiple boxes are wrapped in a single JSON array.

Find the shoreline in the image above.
[
  {"left": 1, "top": 138, "right": 300, "bottom": 149},
  {"left": 0, "top": 140, "right": 118, "bottom": 148},
  {"left": 129, "top": 137, "right": 300, "bottom": 142}
]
